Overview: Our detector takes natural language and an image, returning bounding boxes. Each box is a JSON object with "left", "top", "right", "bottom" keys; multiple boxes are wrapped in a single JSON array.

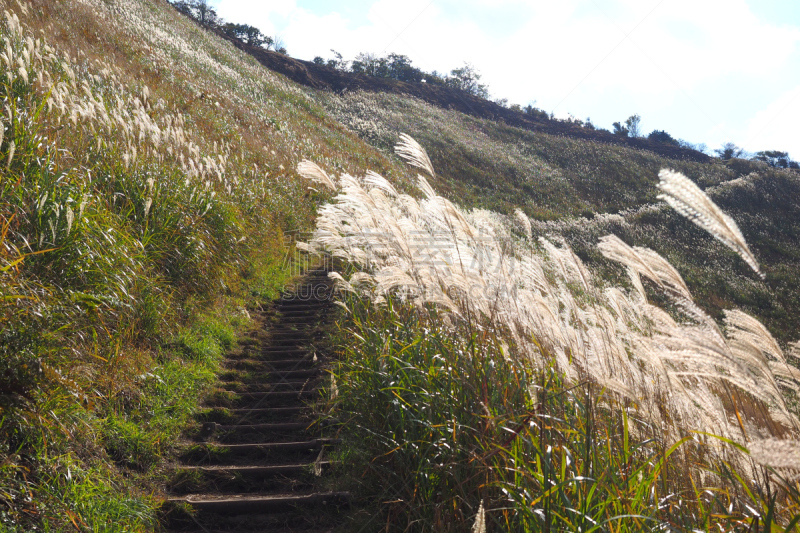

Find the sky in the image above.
[{"left": 210, "top": 0, "right": 800, "bottom": 159}]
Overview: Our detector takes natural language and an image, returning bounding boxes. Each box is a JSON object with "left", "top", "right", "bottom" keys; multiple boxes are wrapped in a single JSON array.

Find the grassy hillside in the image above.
[
  {"left": 318, "top": 90, "right": 800, "bottom": 343},
  {"left": 0, "top": 0, "right": 412, "bottom": 530},
  {"left": 1, "top": 0, "right": 798, "bottom": 531}
]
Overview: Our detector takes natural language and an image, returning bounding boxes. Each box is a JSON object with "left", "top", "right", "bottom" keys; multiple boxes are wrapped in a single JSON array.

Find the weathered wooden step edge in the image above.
[
  {"left": 257, "top": 347, "right": 313, "bottom": 354},
  {"left": 198, "top": 438, "right": 340, "bottom": 454},
  {"left": 168, "top": 491, "right": 350, "bottom": 514},
  {"left": 229, "top": 406, "right": 308, "bottom": 416},
  {"left": 234, "top": 369, "right": 320, "bottom": 380},
  {"left": 208, "top": 420, "right": 315, "bottom": 431},
  {"left": 272, "top": 306, "right": 330, "bottom": 312},
  {"left": 176, "top": 460, "right": 333, "bottom": 475},
  {"left": 215, "top": 370, "right": 320, "bottom": 384},
  {"left": 220, "top": 378, "right": 317, "bottom": 388},
  {"left": 224, "top": 358, "right": 315, "bottom": 369}
]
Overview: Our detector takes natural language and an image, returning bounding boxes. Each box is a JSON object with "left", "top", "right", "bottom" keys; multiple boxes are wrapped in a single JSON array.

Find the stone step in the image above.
[
  {"left": 207, "top": 390, "right": 318, "bottom": 410},
  {"left": 268, "top": 325, "right": 319, "bottom": 331},
  {"left": 269, "top": 324, "right": 320, "bottom": 332},
  {"left": 277, "top": 302, "right": 328, "bottom": 308},
  {"left": 265, "top": 335, "right": 314, "bottom": 342},
  {"left": 169, "top": 461, "right": 337, "bottom": 492},
  {"left": 176, "top": 461, "right": 332, "bottom": 477},
  {"left": 179, "top": 439, "right": 339, "bottom": 465},
  {"left": 219, "top": 438, "right": 339, "bottom": 453},
  {"left": 207, "top": 422, "right": 323, "bottom": 444},
  {"left": 230, "top": 406, "right": 308, "bottom": 418},
  {"left": 215, "top": 420, "right": 315, "bottom": 432},
  {"left": 259, "top": 347, "right": 312, "bottom": 354},
  {"left": 261, "top": 337, "right": 308, "bottom": 344},
  {"left": 168, "top": 469, "right": 316, "bottom": 496},
  {"left": 228, "top": 390, "right": 317, "bottom": 400},
  {"left": 274, "top": 309, "right": 325, "bottom": 315}
]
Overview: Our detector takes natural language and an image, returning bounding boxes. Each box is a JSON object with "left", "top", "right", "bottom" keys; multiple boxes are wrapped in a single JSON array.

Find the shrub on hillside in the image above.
[
  {"left": 647, "top": 129, "right": 680, "bottom": 146},
  {"left": 752, "top": 150, "right": 800, "bottom": 169},
  {"left": 715, "top": 141, "right": 746, "bottom": 160}
]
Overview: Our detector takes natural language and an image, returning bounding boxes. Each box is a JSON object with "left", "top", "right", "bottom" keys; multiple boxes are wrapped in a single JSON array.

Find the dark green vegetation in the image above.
[{"left": 314, "top": 50, "right": 490, "bottom": 98}]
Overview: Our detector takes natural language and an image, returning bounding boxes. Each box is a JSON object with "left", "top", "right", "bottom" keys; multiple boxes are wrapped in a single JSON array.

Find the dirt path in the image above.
[{"left": 162, "top": 270, "right": 348, "bottom": 532}]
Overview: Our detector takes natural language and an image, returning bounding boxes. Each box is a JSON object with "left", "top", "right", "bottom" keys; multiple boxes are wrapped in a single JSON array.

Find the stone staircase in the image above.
[{"left": 162, "top": 270, "right": 348, "bottom": 532}]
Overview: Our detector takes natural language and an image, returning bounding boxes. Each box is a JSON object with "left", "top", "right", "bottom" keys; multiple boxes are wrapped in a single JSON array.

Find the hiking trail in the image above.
[{"left": 162, "top": 269, "right": 349, "bottom": 532}]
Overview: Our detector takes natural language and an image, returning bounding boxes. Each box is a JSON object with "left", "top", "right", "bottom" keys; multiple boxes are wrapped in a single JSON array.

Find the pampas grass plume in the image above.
[
  {"left": 471, "top": 500, "right": 486, "bottom": 533},
  {"left": 657, "top": 169, "right": 762, "bottom": 278},
  {"left": 748, "top": 438, "right": 800, "bottom": 471},
  {"left": 514, "top": 208, "right": 532, "bottom": 239},
  {"left": 395, "top": 133, "right": 435, "bottom": 177},
  {"left": 297, "top": 160, "right": 337, "bottom": 192}
]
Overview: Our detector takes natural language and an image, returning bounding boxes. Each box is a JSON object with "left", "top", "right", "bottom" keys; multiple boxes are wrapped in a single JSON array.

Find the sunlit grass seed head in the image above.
[
  {"left": 657, "top": 168, "right": 763, "bottom": 278},
  {"left": 297, "top": 160, "right": 337, "bottom": 192},
  {"left": 303, "top": 134, "right": 799, "bottom": 465}
]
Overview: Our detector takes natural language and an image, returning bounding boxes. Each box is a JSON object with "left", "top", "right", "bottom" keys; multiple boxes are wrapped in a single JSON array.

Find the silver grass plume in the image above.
[
  {"left": 599, "top": 235, "right": 718, "bottom": 331},
  {"left": 770, "top": 362, "right": 800, "bottom": 394},
  {"left": 514, "top": 208, "right": 532, "bottom": 239},
  {"left": 364, "top": 170, "right": 399, "bottom": 197},
  {"left": 416, "top": 174, "right": 437, "bottom": 200},
  {"left": 303, "top": 135, "right": 798, "bottom": 453},
  {"left": 65, "top": 206, "right": 73, "bottom": 235},
  {"left": 6, "top": 140, "right": 14, "bottom": 169},
  {"left": 657, "top": 169, "right": 762, "bottom": 278},
  {"left": 599, "top": 235, "right": 661, "bottom": 290},
  {"left": 297, "top": 160, "right": 337, "bottom": 192},
  {"left": 724, "top": 310, "right": 785, "bottom": 364},
  {"left": 313, "top": 446, "right": 324, "bottom": 477},
  {"left": 471, "top": 500, "right": 486, "bottom": 533},
  {"left": 395, "top": 133, "right": 435, "bottom": 177}
]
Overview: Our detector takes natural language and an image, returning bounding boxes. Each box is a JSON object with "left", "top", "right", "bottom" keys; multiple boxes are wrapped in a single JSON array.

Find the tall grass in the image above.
[
  {"left": 304, "top": 137, "right": 800, "bottom": 530},
  {"left": 0, "top": 0, "right": 422, "bottom": 526},
  {"left": 0, "top": 1, "right": 324, "bottom": 529},
  {"left": 332, "top": 299, "right": 800, "bottom": 531}
]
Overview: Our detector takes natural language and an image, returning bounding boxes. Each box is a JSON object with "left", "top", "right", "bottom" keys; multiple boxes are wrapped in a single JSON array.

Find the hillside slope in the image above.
[
  {"left": 214, "top": 32, "right": 710, "bottom": 163},
  {"left": 0, "top": 0, "right": 413, "bottom": 531},
  {"left": 170, "top": 4, "right": 800, "bottom": 343},
  {"left": 1, "top": 0, "right": 798, "bottom": 531},
  {"left": 314, "top": 90, "right": 800, "bottom": 343}
]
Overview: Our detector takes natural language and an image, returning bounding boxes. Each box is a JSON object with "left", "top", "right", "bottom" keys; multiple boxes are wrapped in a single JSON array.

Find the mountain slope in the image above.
[
  {"left": 1, "top": 0, "right": 798, "bottom": 531},
  {"left": 0, "top": 0, "right": 413, "bottom": 531},
  {"left": 314, "top": 89, "right": 800, "bottom": 343},
  {"left": 214, "top": 31, "right": 710, "bottom": 163}
]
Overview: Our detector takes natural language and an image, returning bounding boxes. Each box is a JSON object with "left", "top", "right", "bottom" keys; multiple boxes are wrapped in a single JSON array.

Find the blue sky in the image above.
[{"left": 212, "top": 0, "right": 800, "bottom": 159}]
